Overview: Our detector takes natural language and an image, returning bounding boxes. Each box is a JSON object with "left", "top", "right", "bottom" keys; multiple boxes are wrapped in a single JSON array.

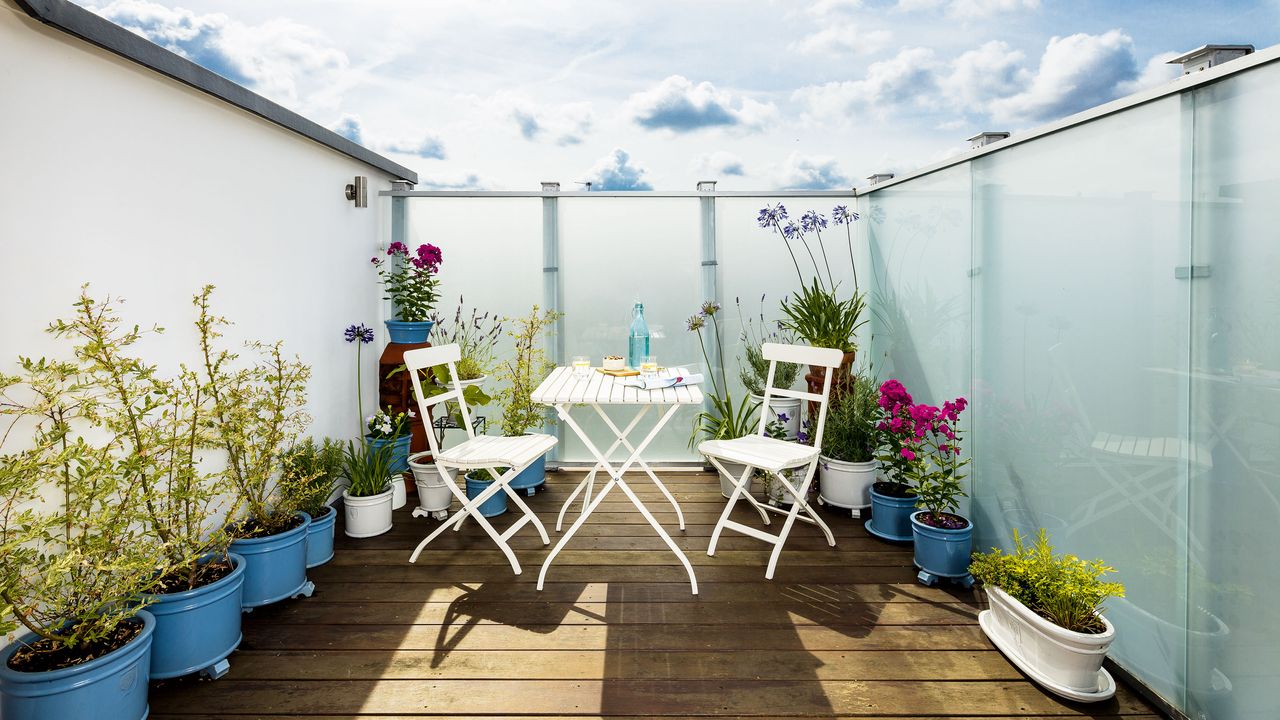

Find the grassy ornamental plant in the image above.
[
  {"left": 688, "top": 301, "right": 762, "bottom": 446},
  {"left": 281, "top": 437, "right": 345, "bottom": 519},
  {"left": 970, "top": 529, "right": 1126, "bottom": 634},
  {"left": 0, "top": 290, "right": 171, "bottom": 670},
  {"left": 820, "top": 370, "right": 884, "bottom": 463},
  {"left": 196, "top": 286, "right": 313, "bottom": 539},
  {"left": 736, "top": 295, "right": 799, "bottom": 396},
  {"left": 340, "top": 439, "right": 394, "bottom": 497},
  {"left": 372, "top": 241, "right": 443, "bottom": 322},
  {"left": 493, "top": 306, "right": 561, "bottom": 437}
]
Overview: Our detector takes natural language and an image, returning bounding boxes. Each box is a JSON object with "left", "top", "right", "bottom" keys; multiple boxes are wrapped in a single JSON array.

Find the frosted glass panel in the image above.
[
  {"left": 558, "top": 198, "right": 703, "bottom": 462},
  {"left": 970, "top": 95, "right": 1191, "bottom": 708},
  {"left": 1187, "top": 64, "right": 1280, "bottom": 720}
]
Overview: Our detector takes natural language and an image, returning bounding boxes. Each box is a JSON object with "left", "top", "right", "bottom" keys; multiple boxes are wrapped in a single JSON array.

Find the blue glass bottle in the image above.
[{"left": 628, "top": 302, "right": 649, "bottom": 369}]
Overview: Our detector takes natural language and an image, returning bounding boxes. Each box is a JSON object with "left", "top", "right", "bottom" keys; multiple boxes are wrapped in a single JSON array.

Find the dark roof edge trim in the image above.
[{"left": 16, "top": 0, "right": 418, "bottom": 184}]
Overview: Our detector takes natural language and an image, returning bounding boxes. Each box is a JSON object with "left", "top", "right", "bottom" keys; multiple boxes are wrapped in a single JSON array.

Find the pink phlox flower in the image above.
[
  {"left": 899, "top": 448, "right": 916, "bottom": 461},
  {"left": 387, "top": 241, "right": 408, "bottom": 256}
]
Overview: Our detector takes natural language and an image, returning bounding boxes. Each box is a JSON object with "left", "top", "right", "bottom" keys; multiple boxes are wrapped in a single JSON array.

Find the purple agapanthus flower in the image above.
[
  {"left": 757, "top": 203, "right": 789, "bottom": 229},
  {"left": 344, "top": 323, "right": 375, "bottom": 344},
  {"left": 799, "top": 210, "right": 827, "bottom": 232},
  {"left": 831, "top": 205, "right": 860, "bottom": 224},
  {"left": 781, "top": 221, "right": 802, "bottom": 240}
]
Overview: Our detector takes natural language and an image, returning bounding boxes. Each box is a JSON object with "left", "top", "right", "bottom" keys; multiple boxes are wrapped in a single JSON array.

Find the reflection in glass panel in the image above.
[
  {"left": 969, "top": 95, "right": 1191, "bottom": 710},
  {"left": 1188, "top": 64, "right": 1280, "bottom": 720}
]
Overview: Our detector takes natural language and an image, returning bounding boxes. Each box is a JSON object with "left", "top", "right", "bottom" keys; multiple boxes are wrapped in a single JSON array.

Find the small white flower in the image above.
[{"left": 407, "top": 409, "right": 416, "bottom": 418}]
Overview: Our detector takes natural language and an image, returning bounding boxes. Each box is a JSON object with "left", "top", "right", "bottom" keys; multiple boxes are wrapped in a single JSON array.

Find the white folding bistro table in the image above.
[{"left": 532, "top": 366, "right": 703, "bottom": 595}]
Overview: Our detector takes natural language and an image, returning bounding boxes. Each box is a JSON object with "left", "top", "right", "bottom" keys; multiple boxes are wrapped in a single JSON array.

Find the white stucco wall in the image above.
[{"left": 0, "top": 3, "right": 393, "bottom": 444}]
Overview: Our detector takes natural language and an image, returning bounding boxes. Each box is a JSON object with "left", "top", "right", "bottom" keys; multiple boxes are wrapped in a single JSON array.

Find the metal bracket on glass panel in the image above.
[{"left": 1174, "top": 265, "right": 1212, "bottom": 279}]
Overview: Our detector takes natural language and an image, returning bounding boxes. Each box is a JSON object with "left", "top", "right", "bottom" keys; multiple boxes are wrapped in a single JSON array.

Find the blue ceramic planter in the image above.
[
  {"left": 508, "top": 449, "right": 547, "bottom": 494},
  {"left": 465, "top": 474, "right": 508, "bottom": 517},
  {"left": 305, "top": 506, "right": 337, "bottom": 568},
  {"left": 866, "top": 485, "right": 917, "bottom": 542},
  {"left": 228, "top": 512, "right": 313, "bottom": 610},
  {"left": 366, "top": 434, "right": 412, "bottom": 475},
  {"left": 911, "top": 511, "right": 974, "bottom": 578},
  {"left": 384, "top": 319, "right": 433, "bottom": 344},
  {"left": 142, "top": 553, "right": 245, "bottom": 680},
  {"left": 0, "top": 609, "right": 154, "bottom": 720}
]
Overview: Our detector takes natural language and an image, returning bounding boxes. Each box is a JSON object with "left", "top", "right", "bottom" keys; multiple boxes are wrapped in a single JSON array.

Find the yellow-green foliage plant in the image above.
[
  {"left": 493, "top": 306, "right": 561, "bottom": 438},
  {"left": 0, "top": 290, "right": 171, "bottom": 668},
  {"left": 195, "top": 285, "right": 313, "bottom": 539},
  {"left": 970, "top": 528, "right": 1125, "bottom": 634}
]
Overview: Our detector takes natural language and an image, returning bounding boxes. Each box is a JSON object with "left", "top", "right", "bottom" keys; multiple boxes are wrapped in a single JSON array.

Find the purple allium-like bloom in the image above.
[
  {"left": 344, "top": 323, "right": 375, "bottom": 344},
  {"left": 800, "top": 210, "right": 828, "bottom": 232},
  {"left": 756, "top": 203, "right": 789, "bottom": 229},
  {"left": 781, "top": 221, "right": 802, "bottom": 240},
  {"left": 700, "top": 300, "right": 721, "bottom": 316},
  {"left": 686, "top": 314, "right": 706, "bottom": 332},
  {"left": 831, "top": 205, "right": 860, "bottom": 225}
]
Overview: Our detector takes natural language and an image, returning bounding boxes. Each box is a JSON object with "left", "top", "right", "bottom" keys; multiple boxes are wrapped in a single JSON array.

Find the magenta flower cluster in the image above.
[
  {"left": 379, "top": 242, "right": 442, "bottom": 272},
  {"left": 877, "top": 379, "right": 967, "bottom": 459}
]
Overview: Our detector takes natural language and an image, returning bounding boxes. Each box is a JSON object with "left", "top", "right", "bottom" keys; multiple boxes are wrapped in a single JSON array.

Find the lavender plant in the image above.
[
  {"left": 736, "top": 294, "right": 799, "bottom": 396},
  {"left": 428, "top": 299, "right": 503, "bottom": 381}
]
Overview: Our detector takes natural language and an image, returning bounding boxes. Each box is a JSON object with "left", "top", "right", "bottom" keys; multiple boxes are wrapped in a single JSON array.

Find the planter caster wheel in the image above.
[
  {"left": 917, "top": 570, "right": 975, "bottom": 589},
  {"left": 201, "top": 658, "right": 231, "bottom": 680},
  {"left": 817, "top": 497, "right": 825, "bottom": 506},
  {"left": 432, "top": 509, "right": 448, "bottom": 520},
  {"left": 525, "top": 487, "right": 537, "bottom": 497},
  {"left": 293, "top": 580, "right": 315, "bottom": 599},
  {"left": 917, "top": 570, "right": 940, "bottom": 587},
  {"left": 957, "top": 574, "right": 975, "bottom": 590}
]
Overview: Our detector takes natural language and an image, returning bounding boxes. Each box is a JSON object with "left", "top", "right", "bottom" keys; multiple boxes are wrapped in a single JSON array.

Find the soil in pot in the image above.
[
  {"left": 226, "top": 513, "right": 305, "bottom": 540},
  {"left": 914, "top": 511, "right": 970, "bottom": 530},
  {"left": 149, "top": 557, "right": 235, "bottom": 595},
  {"left": 6, "top": 618, "right": 144, "bottom": 673},
  {"left": 872, "top": 481, "right": 915, "bottom": 499}
]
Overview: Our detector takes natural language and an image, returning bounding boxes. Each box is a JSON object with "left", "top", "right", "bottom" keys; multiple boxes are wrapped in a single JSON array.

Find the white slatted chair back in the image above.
[
  {"left": 403, "top": 344, "right": 477, "bottom": 460},
  {"left": 756, "top": 342, "right": 844, "bottom": 449}
]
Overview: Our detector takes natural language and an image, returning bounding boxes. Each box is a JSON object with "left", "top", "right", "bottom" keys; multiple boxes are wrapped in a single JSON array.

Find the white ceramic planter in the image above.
[
  {"left": 389, "top": 475, "right": 407, "bottom": 510},
  {"left": 715, "top": 461, "right": 753, "bottom": 498},
  {"left": 457, "top": 374, "right": 487, "bottom": 388},
  {"left": 765, "top": 468, "right": 804, "bottom": 505},
  {"left": 409, "top": 452, "right": 456, "bottom": 518},
  {"left": 979, "top": 585, "right": 1117, "bottom": 702},
  {"left": 750, "top": 393, "right": 802, "bottom": 439},
  {"left": 818, "top": 456, "right": 877, "bottom": 517},
  {"left": 342, "top": 486, "right": 394, "bottom": 538}
]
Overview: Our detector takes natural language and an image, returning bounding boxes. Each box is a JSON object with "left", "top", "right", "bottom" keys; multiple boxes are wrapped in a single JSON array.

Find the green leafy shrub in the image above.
[
  {"left": 281, "top": 438, "right": 345, "bottom": 518},
  {"left": 493, "top": 306, "right": 560, "bottom": 437},
  {"left": 970, "top": 528, "right": 1125, "bottom": 634},
  {"left": 820, "top": 370, "right": 883, "bottom": 463},
  {"left": 0, "top": 290, "right": 170, "bottom": 662}
]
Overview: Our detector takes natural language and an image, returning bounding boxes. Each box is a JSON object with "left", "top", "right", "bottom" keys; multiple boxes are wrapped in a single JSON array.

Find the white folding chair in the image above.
[
  {"left": 700, "top": 342, "right": 843, "bottom": 580},
  {"left": 403, "top": 344, "right": 554, "bottom": 575}
]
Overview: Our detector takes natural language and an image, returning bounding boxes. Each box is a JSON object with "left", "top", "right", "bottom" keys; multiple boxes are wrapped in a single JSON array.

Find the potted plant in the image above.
[
  {"left": 343, "top": 322, "right": 375, "bottom": 438},
  {"left": 818, "top": 370, "right": 883, "bottom": 518},
  {"left": 428, "top": 299, "right": 503, "bottom": 387},
  {"left": 971, "top": 529, "right": 1126, "bottom": 701},
  {"left": 0, "top": 291, "right": 168, "bottom": 719},
  {"left": 340, "top": 440, "right": 396, "bottom": 538},
  {"left": 491, "top": 305, "right": 561, "bottom": 496},
  {"left": 901, "top": 395, "right": 972, "bottom": 585},
  {"left": 372, "top": 241, "right": 442, "bottom": 344},
  {"left": 365, "top": 406, "right": 413, "bottom": 508},
  {"left": 868, "top": 379, "right": 920, "bottom": 541},
  {"left": 759, "top": 204, "right": 866, "bottom": 398},
  {"left": 737, "top": 295, "right": 801, "bottom": 438},
  {"left": 197, "top": 287, "right": 315, "bottom": 610},
  {"left": 688, "top": 301, "right": 762, "bottom": 498},
  {"left": 406, "top": 364, "right": 492, "bottom": 518},
  {"left": 281, "top": 438, "right": 345, "bottom": 568}
]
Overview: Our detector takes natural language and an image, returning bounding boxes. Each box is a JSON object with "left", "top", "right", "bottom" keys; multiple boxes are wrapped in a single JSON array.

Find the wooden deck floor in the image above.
[{"left": 151, "top": 471, "right": 1160, "bottom": 719}]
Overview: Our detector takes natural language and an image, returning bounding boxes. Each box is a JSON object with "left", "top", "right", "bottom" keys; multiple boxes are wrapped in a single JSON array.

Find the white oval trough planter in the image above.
[
  {"left": 817, "top": 457, "right": 877, "bottom": 518},
  {"left": 409, "top": 452, "right": 456, "bottom": 521},
  {"left": 343, "top": 486, "right": 394, "bottom": 538},
  {"left": 979, "top": 585, "right": 1117, "bottom": 702}
]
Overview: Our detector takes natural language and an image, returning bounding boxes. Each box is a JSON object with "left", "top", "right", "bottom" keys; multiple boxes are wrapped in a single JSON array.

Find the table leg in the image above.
[
  {"left": 592, "top": 404, "right": 686, "bottom": 530},
  {"left": 555, "top": 406, "right": 651, "bottom": 532}
]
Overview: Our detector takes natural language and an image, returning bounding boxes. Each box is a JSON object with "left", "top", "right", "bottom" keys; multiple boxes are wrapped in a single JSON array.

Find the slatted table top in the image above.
[{"left": 532, "top": 366, "right": 704, "bottom": 406}]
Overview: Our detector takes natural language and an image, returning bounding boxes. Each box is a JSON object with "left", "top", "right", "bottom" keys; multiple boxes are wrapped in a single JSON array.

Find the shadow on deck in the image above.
[{"left": 150, "top": 471, "right": 1159, "bottom": 718}]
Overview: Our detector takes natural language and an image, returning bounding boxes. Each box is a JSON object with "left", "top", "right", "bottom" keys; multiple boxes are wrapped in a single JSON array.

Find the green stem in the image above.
[{"left": 356, "top": 342, "right": 365, "bottom": 438}]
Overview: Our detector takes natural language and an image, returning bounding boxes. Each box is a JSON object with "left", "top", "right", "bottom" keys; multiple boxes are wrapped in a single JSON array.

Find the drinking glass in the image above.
[
  {"left": 571, "top": 355, "right": 591, "bottom": 376},
  {"left": 640, "top": 355, "right": 659, "bottom": 376}
]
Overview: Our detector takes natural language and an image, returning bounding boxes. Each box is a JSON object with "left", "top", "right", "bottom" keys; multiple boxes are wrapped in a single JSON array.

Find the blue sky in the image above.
[{"left": 76, "top": 0, "right": 1277, "bottom": 190}]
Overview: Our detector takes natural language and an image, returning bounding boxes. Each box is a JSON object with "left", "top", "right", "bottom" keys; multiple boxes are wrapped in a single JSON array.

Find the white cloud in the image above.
[
  {"left": 988, "top": 30, "right": 1138, "bottom": 124},
  {"left": 626, "top": 76, "right": 777, "bottom": 133},
  {"left": 792, "top": 47, "right": 940, "bottom": 121},
  {"left": 941, "top": 40, "right": 1028, "bottom": 112},
  {"left": 791, "top": 23, "right": 893, "bottom": 56},
  {"left": 774, "top": 153, "right": 853, "bottom": 190},
  {"left": 332, "top": 114, "right": 363, "bottom": 144},
  {"left": 584, "top": 148, "right": 653, "bottom": 190},
  {"left": 897, "top": 0, "right": 1041, "bottom": 17},
  {"left": 805, "top": 0, "right": 865, "bottom": 17},
  {"left": 92, "top": 0, "right": 349, "bottom": 109},
  {"left": 691, "top": 151, "right": 746, "bottom": 178},
  {"left": 1116, "top": 52, "right": 1182, "bottom": 96},
  {"left": 386, "top": 132, "right": 446, "bottom": 160},
  {"left": 496, "top": 96, "right": 594, "bottom": 146},
  {"left": 417, "top": 172, "right": 484, "bottom": 190}
]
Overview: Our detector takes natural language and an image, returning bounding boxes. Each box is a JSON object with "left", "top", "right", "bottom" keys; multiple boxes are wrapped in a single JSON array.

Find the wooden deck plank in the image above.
[{"left": 150, "top": 471, "right": 1158, "bottom": 718}]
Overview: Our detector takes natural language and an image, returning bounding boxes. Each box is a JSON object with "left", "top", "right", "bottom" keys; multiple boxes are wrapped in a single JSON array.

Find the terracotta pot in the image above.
[{"left": 804, "top": 350, "right": 855, "bottom": 420}]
